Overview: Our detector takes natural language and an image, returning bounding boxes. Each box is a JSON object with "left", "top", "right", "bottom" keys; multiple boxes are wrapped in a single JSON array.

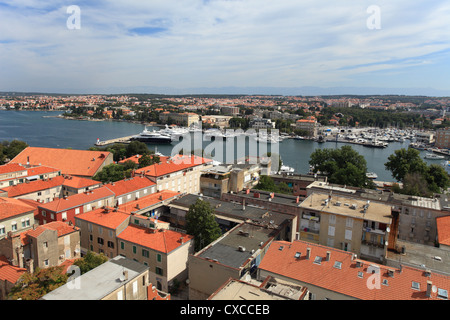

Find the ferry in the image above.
[{"left": 425, "top": 153, "right": 445, "bottom": 160}]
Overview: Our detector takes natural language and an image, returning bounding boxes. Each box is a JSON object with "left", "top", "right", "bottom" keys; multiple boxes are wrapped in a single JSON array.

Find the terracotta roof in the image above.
[
  {"left": 61, "top": 175, "right": 101, "bottom": 189},
  {"left": 0, "top": 163, "right": 27, "bottom": 175},
  {"left": 25, "top": 221, "right": 78, "bottom": 239},
  {"left": 0, "top": 175, "right": 65, "bottom": 197},
  {"left": 118, "top": 190, "right": 180, "bottom": 213},
  {"left": 75, "top": 206, "right": 130, "bottom": 230},
  {"left": 37, "top": 186, "right": 114, "bottom": 213},
  {"left": 117, "top": 224, "right": 192, "bottom": 254},
  {"left": 26, "top": 165, "right": 60, "bottom": 177},
  {"left": 11, "top": 147, "right": 112, "bottom": 177},
  {"left": 135, "top": 155, "right": 212, "bottom": 177},
  {"left": 436, "top": 216, "right": 450, "bottom": 246},
  {"left": 103, "top": 176, "right": 155, "bottom": 196},
  {"left": 0, "top": 197, "right": 35, "bottom": 221},
  {"left": 258, "top": 240, "right": 450, "bottom": 300},
  {"left": 0, "top": 256, "right": 26, "bottom": 284}
]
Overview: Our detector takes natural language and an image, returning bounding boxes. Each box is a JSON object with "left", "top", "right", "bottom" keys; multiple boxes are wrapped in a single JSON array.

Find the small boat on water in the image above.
[
  {"left": 425, "top": 153, "right": 445, "bottom": 160},
  {"left": 366, "top": 172, "right": 378, "bottom": 179}
]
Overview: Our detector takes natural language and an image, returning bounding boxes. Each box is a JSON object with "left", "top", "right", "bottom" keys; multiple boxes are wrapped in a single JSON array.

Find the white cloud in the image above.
[{"left": 0, "top": 0, "right": 449, "bottom": 92}]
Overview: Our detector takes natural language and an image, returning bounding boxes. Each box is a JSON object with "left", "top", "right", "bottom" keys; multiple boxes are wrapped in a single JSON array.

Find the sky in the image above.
[{"left": 0, "top": 0, "right": 450, "bottom": 95}]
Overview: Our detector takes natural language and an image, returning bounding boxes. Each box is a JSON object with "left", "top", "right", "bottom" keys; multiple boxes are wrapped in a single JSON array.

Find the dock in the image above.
[{"left": 95, "top": 135, "right": 135, "bottom": 146}]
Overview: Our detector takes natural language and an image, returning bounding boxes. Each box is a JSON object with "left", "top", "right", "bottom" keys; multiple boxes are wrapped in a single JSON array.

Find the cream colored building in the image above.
[
  {"left": 159, "top": 112, "right": 200, "bottom": 127},
  {"left": 298, "top": 193, "right": 392, "bottom": 262}
]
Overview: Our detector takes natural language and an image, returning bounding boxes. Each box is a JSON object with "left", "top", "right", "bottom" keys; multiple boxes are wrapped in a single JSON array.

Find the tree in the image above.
[
  {"left": 138, "top": 154, "right": 161, "bottom": 168},
  {"left": 185, "top": 199, "right": 222, "bottom": 252},
  {"left": 0, "top": 139, "right": 29, "bottom": 164},
  {"left": 8, "top": 266, "right": 68, "bottom": 300},
  {"left": 125, "top": 141, "right": 150, "bottom": 158},
  {"left": 384, "top": 147, "right": 427, "bottom": 182},
  {"left": 309, "top": 145, "right": 371, "bottom": 188},
  {"left": 93, "top": 163, "right": 132, "bottom": 183},
  {"left": 254, "top": 175, "right": 278, "bottom": 192},
  {"left": 72, "top": 251, "right": 108, "bottom": 274},
  {"left": 425, "top": 164, "right": 449, "bottom": 193}
]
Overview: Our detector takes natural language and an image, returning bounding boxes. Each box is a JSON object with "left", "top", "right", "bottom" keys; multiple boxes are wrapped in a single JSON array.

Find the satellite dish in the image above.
[
  {"left": 386, "top": 227, "right": 391, "bottom": 233},
  {"left": 432, "top": 285, "right": 438, "bottom": 293}
]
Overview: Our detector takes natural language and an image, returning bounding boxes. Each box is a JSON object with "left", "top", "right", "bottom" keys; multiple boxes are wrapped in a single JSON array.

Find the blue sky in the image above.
[{"left": 0, "top": 0, "right": 450, "bottom": 95}]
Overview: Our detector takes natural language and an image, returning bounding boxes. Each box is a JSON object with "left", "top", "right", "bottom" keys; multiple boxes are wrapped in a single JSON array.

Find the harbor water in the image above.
[{"left": 0, "top": 110, "right": 447, "bottom": 182}]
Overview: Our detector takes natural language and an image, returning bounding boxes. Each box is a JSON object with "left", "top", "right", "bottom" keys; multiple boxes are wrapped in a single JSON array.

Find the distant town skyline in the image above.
[{"left": 1, "top": 1, "right": 450, "bottom": 96}]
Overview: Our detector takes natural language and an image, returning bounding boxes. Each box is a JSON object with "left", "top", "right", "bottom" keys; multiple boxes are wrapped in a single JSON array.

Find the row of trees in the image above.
[
  {"left": 0, "top": 140, "right": 29, "bottom": 165},
  {"left": 308, "top": 145, "right": 449, "bottom": 197}
]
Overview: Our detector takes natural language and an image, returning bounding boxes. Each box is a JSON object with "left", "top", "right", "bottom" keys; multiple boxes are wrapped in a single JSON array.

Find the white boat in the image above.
[
  {"left": 366, "top": 172, "right": 378, "bottom": 179},
  {"left": 425, "top": 153, "right": 445, "bottom": 160},
  {"left": 130, "top": 127, "right": 173, "bottom": 144},
  {"left": 278, "top": 165, "right": 295, "bottom": 174}
]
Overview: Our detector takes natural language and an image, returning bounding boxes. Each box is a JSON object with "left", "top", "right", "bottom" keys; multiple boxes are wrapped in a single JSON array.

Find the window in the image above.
[
  {"left": 382, "top": 279, "right": 389, "bottom": 286},
  {"left": 357, "top": 271, "right": 364, "bottom": 278},
  {"left": 438, "top": 288, "right": 448, "bottom": 300},
  {"left": 120, "top": 242, "right": 124, "bottom": 250},
  {"left": 97, "top": 237, "right": 104, "bottom": 245},
  {"left": 411, "top": 281, "right": 420, "bottom": 290},
  {"left": 133, "top": 246, "right": 137, "bottom": 254},
  {"left": 142, "top": 249, "right": 149, "bottom": 258},
  {"left": 345, "top": 230, "right": 352, "bottom": 240},
  {"left": 62, "top": 212, "right": 67, "bottom": 220},
  {"left": 88, "top": 223, "right": 93, "bottom": 232},
  {"left": 44, "top": 259, "right": 49, "bottom": 266},
  {"left": 0, "top": 226, "right": 6, "bottom": 236},
  {"left": 98, "top": 226, "right": 103, "bottom": 234},
  {"left": 89, "top": 234, "right": 93, "bottom": 242},
  {"left": 42, "top": 211, "right": 47, "bottom": 217},
  {"left": 328, "top": 226, "right": 335, "bottom": 237},
  {"left": 329, "top": 214, "right": 336, "bottom": 225},
  {"left": 155, "top": 267, "right": 163, "bottom": 275},
  {"left": 11, "top": 222, "right": 17, "bottom": 231},
  {"left": 107, "top": 241, "right": 114, "bottom": 249},
  {"left": 346, "top": 217, "right": 353, "bottom": 228},
  {"left": 334, "top": 261, "right": 342, "bottom": 269},
  {"left": 157, "top": 254, "right": 162, "bottom": 262},
  {"left": 314, "top": 256, "right": 322, "bottom": 265},
  {"left": 75, "top": 208, "right": 80, "bottom": 215},
  {"left": 294, "top": 252, "right": 301, "bottom": 259}
]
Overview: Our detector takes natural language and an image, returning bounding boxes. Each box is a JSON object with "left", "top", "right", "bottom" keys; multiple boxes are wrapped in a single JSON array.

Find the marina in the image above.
[{"left": 1, "top": 110, "right": 449, "bottom": 183}]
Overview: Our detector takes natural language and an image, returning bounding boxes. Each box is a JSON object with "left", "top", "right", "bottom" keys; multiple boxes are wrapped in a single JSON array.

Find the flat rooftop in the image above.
[
  {"left": 198, "top": 222, "right": 278, "bottom": 269},
  {"left": 209, "top": 277, "right": 306, "bottom": 300},
  {"left": 300, "top": 193, "right": 392, "bottom": 224},
  {"left": 41, "top": 256, "right": 148, "bottom": 300},
  {"left": 170, "top": 194, "right": 294, "bottom": 227}
]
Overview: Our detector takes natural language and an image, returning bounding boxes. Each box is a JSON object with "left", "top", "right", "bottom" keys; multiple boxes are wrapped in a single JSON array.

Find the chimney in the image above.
[
  {"left": 306, "top": 248, "right": 311, "bottom": 260},
  {"left": 326, "top": 251, "right": 331, "bottom": 261},
  {"left": 426, "top": 281, "right": 433, "bottom": 297},
  {"left": 242, "top": 199, "right": 245, "bottom": 211}
]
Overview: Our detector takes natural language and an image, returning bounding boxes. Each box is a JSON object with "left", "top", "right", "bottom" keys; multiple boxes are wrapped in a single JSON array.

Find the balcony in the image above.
[{"left": 361, "top": 240, "right": 385, "bottom": 249}]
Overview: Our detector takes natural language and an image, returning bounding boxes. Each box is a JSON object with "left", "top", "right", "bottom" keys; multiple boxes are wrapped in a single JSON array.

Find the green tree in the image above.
[
  {"left": 425, "top": 164, "right": 449, "bottom": 193},
  {"left": 72, "top": 251, "right": 108, "bottom": 274},
  {"left": 254, "top": 175, "right": 278, "bottom": 193},
  {"left": 138, "top": 154, "right": 161, "bottom": 168},
  {"left": 309, "top": 146, "right": 371, "bottom": 188},
  {"left": 8, "top": 266, "right": 68, "bottom": 300},
  {"left": 0, "top": 139, "right": 29, "bottom": 164},
  {"left": 93, "top": 163, "right": 132, "bottom": 183},
  {"left": 384, "top": 147, "right": 428, "bottom": 182},
  {"left": 185, "top": 199, "right": 222, "bottom": 252},
  {"left": 125, "top": 141, "right": 150, "bottom": 158}
]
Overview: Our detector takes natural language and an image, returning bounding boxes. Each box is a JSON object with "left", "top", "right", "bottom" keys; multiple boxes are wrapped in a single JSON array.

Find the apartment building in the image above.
[
  {"left": 104, "top": 176, "right": 157, "bottom": 206},
  {"left": 41, "top": 256, "right": 151, "bottom": 300},
  {"left": 435, "top": 128, "right": 450, "bottom": 149},
  {"left": 0, "top": 175, "right": 65, "bottom": 203},
  {"left": 60, "top": 175, "right": 102, "bottom": 196},
  {"left": 306, "top": 180, "right": 450, "bottom": 247},
  {"left": 22, "top": 221, "right": 81, "bottom": 270},
  {"left": 188, "top": 222, "right": 280, "bottom": 300},
  {"left": 298, "top": 193, "right": 392, "bottom": 263},
  {"left": 0, "top": 256, "right": 26, "bottom": 300},
  {"left": 415, "top": 131, "right": 435, "bottom": 145},
  {"left": 159, "top": 112, "right": 200, "bottom": 127},
  {"left": 249, "top": 118, "right": 275, "bottom": 129},
  {"left": 116, "top": 220, "right": 193, "bottom": 293},
  {"left": 258, "top": 240, "right": 450, "bottom": 300},
  {"left": 36, "top": 186, "right": 116, "bottom": 226},
  {"left": 118, "top": 189, "right": 180, "bottom": 219},
  {"left": 0, "top": 197, "right": 35, "bottom": 240},
  {"left": 0, "top": 163, "right": 61, "bottom": 189},
  {"left": 135, "top": 155, "right": 213, "bottom": 195},
  {"left": 296, "top": 116, "right": 318, "bottom": 137},
  {"left": 270, "top": 173, "right": 327, "bottom": 198},
  {"left": 74, "top": 206, "right": 131, "bottom": 257}
]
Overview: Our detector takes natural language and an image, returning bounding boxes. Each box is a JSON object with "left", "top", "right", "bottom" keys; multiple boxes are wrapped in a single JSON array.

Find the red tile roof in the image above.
[
  {"left": 436, "top": 216, "right": 450, "bottom": 247},
  {"left": 0, "top": 256, "right": 26, "bottom": 284},
  {"left": 118, "top": 190, "right": 180, "bottom": 213},
  {"left": 103, "top": 176, "right": 155, "bottom": 196},
  {"left": 135, "top": 155, "right": 212, "bottom": 177},
  {"left": 258, "top": 240, "right": 450, "bottom": 300},
  {"left": 0, "top": 197, "right": 35, "bottom": 221},
  {"left": 11, "top": 147, "right": 112, "bottom": 177},
  {"left": 118, "top": 154, "right": 170, "bottom": 165},
  {"left": 26, "top": 165, "right": 60, "bottom": 177},
  {"left": 75, "top": 206, "right": 130, "bottom": 230},
  {"left": 61, "top": 175, "right": 101, "bottom": 189},
  {"left": 1, "top": 175, "right": 65, "bottom": 197},
  {"left": 117, "top": 224, "right": 192, "bottom": 254},
  {"left": 25, "top": 221, "right": 78, "bottom": 239},
  {"left": 37, "top": 186, "right": 115, "bottom": 213},
  {"left": 0, "top": 163, "right": 27, "bottom": 175}
]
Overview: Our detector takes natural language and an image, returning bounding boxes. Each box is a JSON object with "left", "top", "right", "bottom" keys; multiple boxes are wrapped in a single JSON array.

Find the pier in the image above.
[{"left": 95, "top": 135, "right": 135, "bottom": 146}]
